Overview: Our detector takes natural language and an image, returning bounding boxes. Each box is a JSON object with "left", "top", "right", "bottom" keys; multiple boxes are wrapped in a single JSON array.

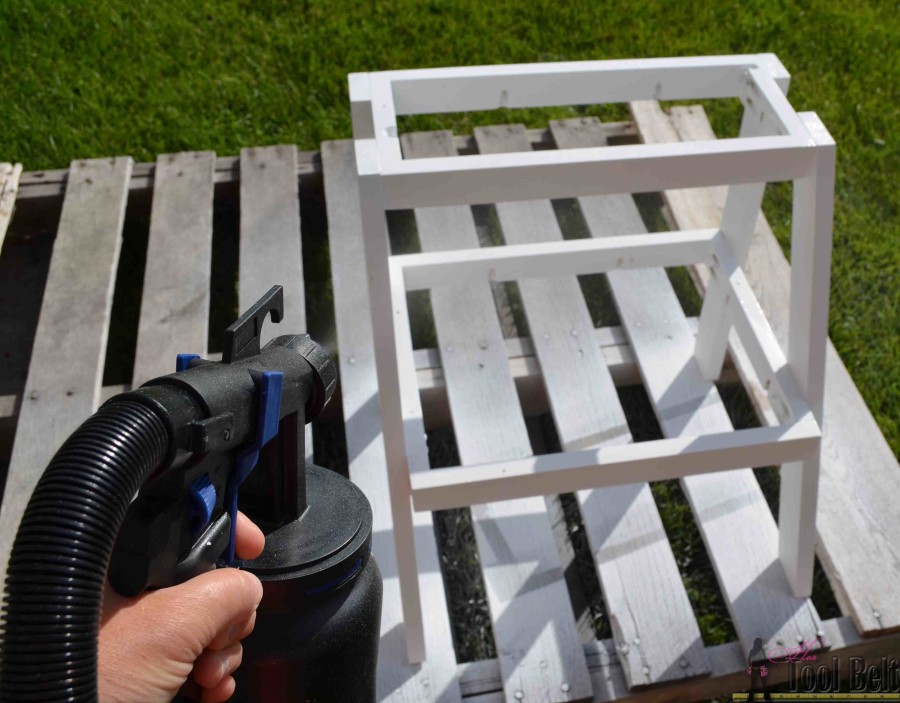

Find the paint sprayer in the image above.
[{"left": 0, "top": 285, "right": 382, "bottom": 702}]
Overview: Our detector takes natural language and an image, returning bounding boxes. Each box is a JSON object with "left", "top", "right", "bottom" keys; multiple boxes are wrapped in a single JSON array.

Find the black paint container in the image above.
[{"left": 235, "top": 463, "right": 382, "bottom": 703}]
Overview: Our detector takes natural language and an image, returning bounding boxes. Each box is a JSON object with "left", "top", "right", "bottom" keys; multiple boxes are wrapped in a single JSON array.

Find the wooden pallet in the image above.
[{"left": 0, "top": 106, "right": 898, "bottom": 703}]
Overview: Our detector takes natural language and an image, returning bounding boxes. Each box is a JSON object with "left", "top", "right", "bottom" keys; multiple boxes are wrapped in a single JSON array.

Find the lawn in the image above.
[
  {"left": 1, "top": 0, "right": 897, "bottom": 672},
  {"left": 3, "top": 0, "right": 896, "bottom": 454}
]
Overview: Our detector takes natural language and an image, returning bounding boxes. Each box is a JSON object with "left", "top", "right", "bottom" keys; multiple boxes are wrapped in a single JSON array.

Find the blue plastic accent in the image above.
[
  {"left": 304, "top": 557, "right": 364, "bottom": 597},
  {"left": 224, "top": 370, "right": 284, "bottom": 565},
  {"left": 176, "top": 353, "right": 201, "bottom": 373},
  {"left": 188, "top": 475, "right": 217, "bottom": 532}
]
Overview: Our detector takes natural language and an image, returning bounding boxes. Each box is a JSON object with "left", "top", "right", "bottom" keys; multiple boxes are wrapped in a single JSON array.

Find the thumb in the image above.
[{"left": 139, "top": 568, "right": 263, "bottom": 660}]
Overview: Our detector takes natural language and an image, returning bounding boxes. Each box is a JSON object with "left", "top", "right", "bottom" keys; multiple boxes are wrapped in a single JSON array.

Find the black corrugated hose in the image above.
[{"left": 0, "top": 400, "right": 169, "bottom": 702}]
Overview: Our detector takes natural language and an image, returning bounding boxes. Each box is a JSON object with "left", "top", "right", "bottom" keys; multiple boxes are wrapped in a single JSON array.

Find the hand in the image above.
[{"left": 99, "top": 512, "right": 266, "bottom": 703}]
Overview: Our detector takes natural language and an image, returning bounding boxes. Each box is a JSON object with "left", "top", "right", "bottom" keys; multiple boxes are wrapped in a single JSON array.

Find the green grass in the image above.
[
  {"left": 2, "top": 0, "right": 896, "bottom": 453},
  {"left": 2, "top": 2, "right": 890, "bottom": 685}
]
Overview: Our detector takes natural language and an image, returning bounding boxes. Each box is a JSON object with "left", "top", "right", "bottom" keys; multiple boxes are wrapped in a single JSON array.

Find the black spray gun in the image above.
[{"left": 0, "top": 286, "right": 382, "bottom": 703}]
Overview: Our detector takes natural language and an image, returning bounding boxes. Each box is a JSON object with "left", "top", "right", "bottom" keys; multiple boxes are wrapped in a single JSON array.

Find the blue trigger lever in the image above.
[
  {"left": 223, "top": 370, "right": 284, "bottom": 565},
  {"left": 176, "top": 353, "right": 284, "bottom": 566}
]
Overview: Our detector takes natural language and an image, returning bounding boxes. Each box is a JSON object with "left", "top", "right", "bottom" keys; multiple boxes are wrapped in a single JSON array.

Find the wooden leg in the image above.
[
  {"left": 694, "top": 106, "right": 770, "bottom": 380},
  {"left": 779, "top": 455, "right": 820, "bottom": 597},
  {"left": 778, "top": 114, "right": 836, "bottom": 596},
  {"left": 357, "top": 168, "right": 426, "bottom": 663}
]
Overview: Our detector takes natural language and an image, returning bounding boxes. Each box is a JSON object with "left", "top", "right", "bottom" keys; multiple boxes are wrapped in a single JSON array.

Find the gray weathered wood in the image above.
[
  {"left": 402, "top": 130, "right": 592, "bottom": 703},
  {"left": 322, "top": 140, "right": 461, "bottom": 703},
  {"left": 459, "top": 615, "right": 900, "bottom": 703},
  {"left": 662, "top": 104, "right": 900, "bottom": 636},
  {"left": 239, "top": 145, "right": 305, "bottom": 343},
  {"left": 238, "top": 145, "right": 312, "bottom": 460},
  {"left": 0, "top": 162, "right": 22, "bottom": 253},
  {"left": 0, "top": 157, "right": 133, "bottom": 587},
  {"left": 132, "top": 152, "right": 215, "bottom": 385},
  {"left": 557, "top": 116, "right": 825, "bottom": 661},
  {"left": 15, "top": 123, "right": 640, "bottom": 201},
  {"left": 477, "top": 123, "right": 710, "bottom": 688},
  {"left": 1, "top": 317, "right": 744, "bottom": 430}
]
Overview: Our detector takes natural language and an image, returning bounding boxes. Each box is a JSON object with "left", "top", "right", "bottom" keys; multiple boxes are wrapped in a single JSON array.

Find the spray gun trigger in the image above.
[{"left": 223, "top": 370, "right": 284, "bottom": 565}]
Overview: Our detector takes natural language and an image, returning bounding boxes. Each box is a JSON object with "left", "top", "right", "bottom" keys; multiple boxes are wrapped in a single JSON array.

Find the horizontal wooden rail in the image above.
[
  {"left": 372, "top": 136, "right": 814, "bottom": 209},
  {"left": 396, "top": 228, "right": 718, "bottom": 291},
  {"left": 410, "top": 417, "right": 820, "bottom": 512}
]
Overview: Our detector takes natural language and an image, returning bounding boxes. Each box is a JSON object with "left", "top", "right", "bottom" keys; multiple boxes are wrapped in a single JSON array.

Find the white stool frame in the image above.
[{"left": 349, "top": 54, "right": 835, "bottom": 664}]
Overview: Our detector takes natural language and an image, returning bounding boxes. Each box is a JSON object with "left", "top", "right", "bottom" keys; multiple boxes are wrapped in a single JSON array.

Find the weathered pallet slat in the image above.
[
  {"left": 321, "top": 140, "right": 461, "bottom": 703},
  {"left": 474, "top": 125, "right": 628, "bottom": 453},
  {"left": 648, "top": 102, "right": 900, "bottom": 636},
  {"left": 239, "top": 145, "right": 305, "bottom": 343},
  {"left": 238, "top": 145, "right": 313, "bottom": 460},
  {"left": 132, "top": 152, "right": 215, "bottom": 386},
  {"left": 460, "top": 615, "right": 900, "bottom": 703},
  {"left": 475, "top": 123, "right": 710, "bottom": 688},
  {"left": 402, "top": 130, "right": 592, "bottom": 703},
  {"left": 0, "top": 163, "right": 22, "bottom": 251},
  {"left": 14, "top": 123, "right": 639, "bottom": 201},
  {"left": 0, "top": 156, "right": 133, "bottom": 587},
  {"left": 553, "top": 116, "right": 825, "bottom": 661},
  {"left": 0, "top": 101, "right": 895, "bottom": 703},
  {"left": 0, "top": 316, "right": 741, "bottom": 429}
]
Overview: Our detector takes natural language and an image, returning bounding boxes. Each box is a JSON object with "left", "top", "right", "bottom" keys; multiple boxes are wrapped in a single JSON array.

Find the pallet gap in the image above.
[
  {"left": 301, "top": 183, "right": 345, "bottom": 476},
  {"left": 427, "top": 425, "right": 497, "bottom": 663},
  {"left": 716, "top": 381, "right": 842, "bottom": 623},
  {"left": 386, "top": 208, "right": 438, "bottom": 350},
  {"left": 619, "top": 382, "right": 740, "bottom": 647},
  {"left": 658, "top": 98, "right": 745, "bottom": 141},
  {"left": 526, "top": 414, "right": 613, "bottom": 643},
  {"left": 312, "top": 419, "right": 349, "bottom": 480},
  {"left": 0, "top": 199, "right": 59, "bottom": 397},
  {"left": 396, "top": 104, "right": 631, "bottom": 146},
  {"left": 0, "top": 197, "right": 60, "bottom": 486},
  {"left": 207, "top": 182, "right": 240, "bottom": 355},
  {"left": 102, "top": 189, "right": 151, "bottom": 386},
  {"left": 472, "top": 203, "right": 528, "bottom": 339},
  {"left": 299, "top": 178, "right": 335, "bottom": 356},
  {"left": 634, "top": 188, "right": 707, "bottom": 319},
  {"left": 553, "top": 197, "right": 622, "bottom": 328}
]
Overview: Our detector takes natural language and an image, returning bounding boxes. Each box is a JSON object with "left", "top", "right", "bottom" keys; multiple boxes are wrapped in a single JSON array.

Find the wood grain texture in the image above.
[
  {"left": 558, "top": 115, "right": 825, "bottom": 661},
  {"left": 0, "top": 162, "right": 22, "bottom": 253},
  {"left": 0, "top": 156, "right": 132, "bottom": 587},
  {"left": 460, "top": 615, "right": 900, "bottom": 703},
  {"left": 239, "top": 145, "right": 305, "bottom": 343},
  {"left": 132, "top": 151, "right": 215, "bottom": 386},
  {"left": 322, "top": 140, "right": 461, "bottom": 703},
  {"left": 661, "top": 104, "right": 900, "bottom": 635},
  {"left": 238, "top": 145, "right": 312, "bottom": 460},
  {"left": 478, "top": 123, "right": 709, "bottom": 688},
  {"left": 14, "top": 124, "right": 639, "bottom": 201},
  {"left": 402, "top": 130, "right": 592, "bottom": 703}
]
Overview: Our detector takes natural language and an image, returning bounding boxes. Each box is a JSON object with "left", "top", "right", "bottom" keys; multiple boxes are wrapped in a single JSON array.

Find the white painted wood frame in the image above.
[{"left": 350, "top": 54, "right": 835, "bottom": 662}]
